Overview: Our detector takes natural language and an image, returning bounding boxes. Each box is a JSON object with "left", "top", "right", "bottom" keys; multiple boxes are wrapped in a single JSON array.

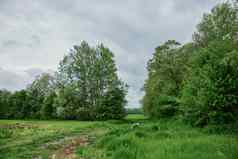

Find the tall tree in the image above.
[
  {"left": 180, "top": 2, "right": 238, "bottom": 126},
  {"left": 8, "top": 90, "right": 29, "bottom": 119},
  {"left": 26, "top": 73, "right": 55, "bottom": 118},
  {"left": 143, "top": 40, "right": 190, "bottom": 118},
  {"left": 193, "top": 2, "right": 238, "bottom": 47},
  {"left": 0, "top": 90, "right": 11, "bottom": 119},
  {"left": 56, "top": 41, "right": 127, "bottom": 120}
]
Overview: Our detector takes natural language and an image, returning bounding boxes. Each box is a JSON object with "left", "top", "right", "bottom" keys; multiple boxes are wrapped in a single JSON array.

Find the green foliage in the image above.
[
  {"left": 193, "top": 3, "right": 238, "bottom": 46},
  {"left": 0, "top": 128, "right": 13, "bottom": 139},
  {"left": 97, "top": 85, "right": 127, "bottom": 120},
  {"left": 143, "top": 40, "right": 191, "bottom": 118},
  {"left": 40, "top": 92, "right": 57, "bottom": 119},
  {"left": 0, "top": 41, "right": 126, "bottom": 120},
  {"left": 54, "top": 41, "right": 127, "bottom": 120},
  {"left": 8, "top": 90, "right": 30, "bottom": 119},
  {"left": 0, "top": 90, "right": 11, "bottom": 119},
  {"left": 76, "top": 117, "right": 238, "bottom": 159},
  {"left": 53, "top": 85, "right": 82, "bottom": 120},
  {"left": 0, "top": 116, "right": 237, "bottom": 159},
  {"left": 0, "top": 0, "right": 236, "bottom": 132},
  {"left": 126, "top": 108, "right": 143, "bottom": 114},
  {"left": 0, "top": 42, "right": 127, "bottom": 120},
  {"left": 101, "top": 134, "right": 145, "bottom": 159},
  {"left": 180, "top": 39, "right": 238, "bottom": 126},
  {"left": 179, "top": 2, "right": 238, "bottom": 126},
  {"left": 142, "top": 2, "right": 238, "bottom": 127}
]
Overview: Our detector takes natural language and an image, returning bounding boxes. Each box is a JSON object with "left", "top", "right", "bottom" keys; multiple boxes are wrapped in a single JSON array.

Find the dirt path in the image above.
[{"left": 50, "top": 135, "right": 89, "bottom": 159}]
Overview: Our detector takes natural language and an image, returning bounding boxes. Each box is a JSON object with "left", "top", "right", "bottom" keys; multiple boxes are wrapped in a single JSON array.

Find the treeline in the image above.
[
  {"left": 143, "top": 2, "right": 238, "bottom": 126},
  {"left": 0, "top": 42, "right": 127, "bottom": 120},
  {"left": 126, "top": 108, "right": 143, "bottom": 114}
]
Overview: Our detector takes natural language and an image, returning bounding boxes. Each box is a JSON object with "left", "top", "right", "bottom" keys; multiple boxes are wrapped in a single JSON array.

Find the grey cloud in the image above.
[
  {"left": 25, "top": 68, "right": 44, "bottom": 78},
  {"left": 0, "top": 68, "right": 28, "bottom": 91},
  {"left": 2, "top": 40, "right": 19, "bottom": 47},
  {"left": 25, "top": 68, "right": 55, "bottom": 78},
  {"left": 0, "top": 0, "right": 221, "bottom": 107},
  {"left": 172, "top": 0, "right": 216, "bottom": 13},
  {"left": 0, "top": 67, "right": 50, "bottom": 91},
  {"left": 1, "top": 36, "right": 40, "bottom": 50}
]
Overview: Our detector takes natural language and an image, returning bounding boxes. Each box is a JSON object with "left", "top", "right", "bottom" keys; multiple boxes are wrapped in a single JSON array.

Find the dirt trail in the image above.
[{"left": 50, "top": 135, "right": 89, "bottom": 159}]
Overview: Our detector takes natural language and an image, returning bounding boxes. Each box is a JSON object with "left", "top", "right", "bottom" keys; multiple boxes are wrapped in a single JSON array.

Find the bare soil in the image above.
[{"left": 50, "top": 135, "right": 89, "bottom": 159}]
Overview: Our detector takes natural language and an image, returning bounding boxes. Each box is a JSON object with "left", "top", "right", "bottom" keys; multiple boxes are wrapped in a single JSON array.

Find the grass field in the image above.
[{"left": 0, "top": 115, "right": 237, "bottom": 159}]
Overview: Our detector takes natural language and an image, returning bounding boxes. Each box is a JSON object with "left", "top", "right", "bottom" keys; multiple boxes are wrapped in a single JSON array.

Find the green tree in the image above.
[
  {"left": 193, "top": 2, "right": 238, "bottom": 47},
  {"left": 180, "top": 2, "right": 238, "bottom": 126},
  {"left": 0, "top": 90, "right": 11, "bottom": 119},
  {"left": 180, "top": 39, "right": 238, "bottom": 126},
  {"left": 143, "top": 40, "right": 191, "bottom": 118},
  {"left": 54, "top": 85, "right": 81, "bottom": 119},
  {"left": 8, "top": 90, "right": 29, "bottom": 119},
  {"left": 40, "top": 92, "right": 57, "bottom": 119},
  {"left": 56, "top": 41, "right": 127, "bottom": 120},
  {"left": 27, "top": 73, "right": 55, "bottom": 97},
  {"left": 26, "top": 73, "right": 55, "bottom": 118},
  {"left": 97, "top": 81, "right": 127, "bottom": 120}
]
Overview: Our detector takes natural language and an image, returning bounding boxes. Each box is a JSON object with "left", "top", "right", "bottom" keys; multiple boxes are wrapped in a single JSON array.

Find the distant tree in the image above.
[
  {"left": 0, "top": 90, "right": 11, "bottom": 119},
  {"left": 54, "top": 84, "right": 81, "bottom": 120},
  {"left": 26, "top": 73, "right": 55, "bottom": 118},
  {"left": 8, "top": 90, "right": 29, "bottom": 119},
  {"left": 97, "top": 82, "right": 127, "bottom": 120},
  {"left": 27, "top": 73, "right": 55, "bottom": 97},
  {"left": 126, "top": 108, "right": 143, "bottom": 114},
  {"left": 40, "top": 92, "right": 57, "bottom": 119}
]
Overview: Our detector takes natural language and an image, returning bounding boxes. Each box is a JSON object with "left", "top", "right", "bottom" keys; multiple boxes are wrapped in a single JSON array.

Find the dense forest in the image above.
[
  {"left": 0, "top": 2, "right": 238, "bottom": 128},
  {"left": 143, "top": 2, "right": 238, "bottom": 127}
]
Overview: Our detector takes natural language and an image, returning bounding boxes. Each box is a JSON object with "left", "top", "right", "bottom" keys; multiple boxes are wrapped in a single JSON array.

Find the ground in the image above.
[{"left": 0, "top": 115, "right": 237, "bottom": 159}]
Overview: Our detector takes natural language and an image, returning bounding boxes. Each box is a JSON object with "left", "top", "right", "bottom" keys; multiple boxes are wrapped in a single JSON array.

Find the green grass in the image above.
[
  {"left": 125, "top": 114, "right": 147, "bottom": 120},
  {"left": 0, "top": 115, "right": 237, "bottom": 159}
]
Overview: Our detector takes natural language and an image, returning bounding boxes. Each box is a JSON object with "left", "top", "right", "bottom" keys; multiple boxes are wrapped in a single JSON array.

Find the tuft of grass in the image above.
[{"left": 77, "top": 116, "right": 238, "bottom": 159}]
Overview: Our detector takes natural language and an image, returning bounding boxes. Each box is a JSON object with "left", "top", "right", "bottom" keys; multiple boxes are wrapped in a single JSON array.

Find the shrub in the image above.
[{"left": 180, "top": 40, "right": 238, "bottom": 126}]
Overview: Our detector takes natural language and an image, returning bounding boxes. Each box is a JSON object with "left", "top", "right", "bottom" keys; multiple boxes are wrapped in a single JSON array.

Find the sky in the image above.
[{"left": 0, "top": 0, "right": 222, "bottom": 107}]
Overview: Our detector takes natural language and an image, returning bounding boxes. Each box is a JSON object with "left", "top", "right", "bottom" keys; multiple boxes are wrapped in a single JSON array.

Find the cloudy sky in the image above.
[{"left": 0, "top": 0, "right": 221, "bottom": 107}]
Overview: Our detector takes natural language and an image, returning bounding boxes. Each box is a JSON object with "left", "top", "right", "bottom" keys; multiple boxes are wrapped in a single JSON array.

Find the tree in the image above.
[
  {"left": 8, "top": 90, "right": 29, "bottom": 119},
  {"left": 193, "top": 2, "right": 238, "bottom": 47},
  {"left": 26, "top": 73, "right": 55, "bottom": 118},
  {"left": 142, "top": 2, "right": 238, "bottom": 127},
  {"left": 56, "top": 41, "right": 127, "bottom": 120},
  {"left": 180, "top": 2, "right": 238, "bottom": 126},
  {"left": 27, "top": 73, "right": 55, "bottom": 97},
  {"left": 0, "top": 90, "right": 11, "bottom": 119},
  {"left": 1, "top": 41, "right": 126, "bottom": 120},
  {"left": 142, "top": 40, "right": 191, "bottom": 118},
  {"left": 54, "top": 84, "right": 81, "bottom": 120},
  {"left": 180, "top": 39, "right": 238, "bottom": 126},
  {"left": 40, "top": 92, "right": 57, "bottom": 119},
  {"left": 97, "top": 81, "right": 127, "bottom": 120}
]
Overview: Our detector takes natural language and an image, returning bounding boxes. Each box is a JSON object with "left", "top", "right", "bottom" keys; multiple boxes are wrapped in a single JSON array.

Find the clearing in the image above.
[{"left": 0, "top": 115, "right": 237, "bottom": 159}]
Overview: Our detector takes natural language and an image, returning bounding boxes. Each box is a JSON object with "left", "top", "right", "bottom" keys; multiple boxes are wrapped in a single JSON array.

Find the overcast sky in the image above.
[{"left": 0, "top": 0, "right": 221, "bottom": 107}]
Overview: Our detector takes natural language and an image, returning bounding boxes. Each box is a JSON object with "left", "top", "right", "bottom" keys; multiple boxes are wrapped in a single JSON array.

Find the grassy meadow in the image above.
[{"left": 0, "top": 115, "right": 237, "bottom": 159}]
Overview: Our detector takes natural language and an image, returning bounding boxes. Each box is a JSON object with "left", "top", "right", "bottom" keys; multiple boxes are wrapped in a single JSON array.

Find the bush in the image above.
[
  {"left": 148, "top": 95, "right": 178, "bottom": 119},
  {"left": 180, "top": 40, "right": 238, "bottom": 126},
  {"left": 0, "top": 128, "right": 13, "bottom": 139}
]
